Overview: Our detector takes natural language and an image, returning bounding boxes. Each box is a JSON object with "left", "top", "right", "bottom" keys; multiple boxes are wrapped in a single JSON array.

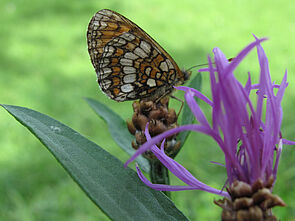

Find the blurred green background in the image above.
[{"left": 1, "top": 0, "right": 295, "bottom": 220}]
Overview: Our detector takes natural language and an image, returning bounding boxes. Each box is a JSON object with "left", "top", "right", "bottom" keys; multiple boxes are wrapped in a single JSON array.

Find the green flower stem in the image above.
[{"left": 149, "top": 159, "right": 171, "bottom": 198}]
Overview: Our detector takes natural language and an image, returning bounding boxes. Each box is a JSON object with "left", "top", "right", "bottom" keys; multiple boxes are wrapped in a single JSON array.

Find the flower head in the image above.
[{"left": 125, "top": 36, "right": 294, "bottom": 197}]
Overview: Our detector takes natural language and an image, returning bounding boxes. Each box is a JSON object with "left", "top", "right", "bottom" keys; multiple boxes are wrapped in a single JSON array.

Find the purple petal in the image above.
[
  {"left": 136, "top": 166, "right": 228, "bottom": 196},
  {"left": 127, "top": 36, "right": 295, "bottom": 197},
  {"left": 244, "top": 72, "right": 252, "bottom": 96},
  {"left": 124, "top": 125, "right": 196, "bottom": 167},
  {"left": 223, "top": 37, "right": 268, "bottom": 78},
  {"left": 282, "top": 139, "right": 295, "bottom": 145},
  {"left": 276, "top": 71, "right": 288, "bottom": 104},
  {"left": 176, "top": 86, "right": 213, "bottom": 106},
  {"left": 141, "top": 128, "right": 230, "bottom": 196},
  {"left": 210, "top": 161, "right": 225, "bottom": 167},
  {"left": 184, "top": 89, "right": 210, "bottom": 127}
]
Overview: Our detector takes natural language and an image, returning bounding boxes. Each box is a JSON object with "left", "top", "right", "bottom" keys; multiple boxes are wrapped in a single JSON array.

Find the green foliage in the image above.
[
  {"left": 2, "top": 104, "right": 188, "bottom": 221},
  {"left": 1, "top": 0, "right": 295, "bottom": 220},
  {"left": 85, "top": 98, "right": 150, "bottom": 172}
]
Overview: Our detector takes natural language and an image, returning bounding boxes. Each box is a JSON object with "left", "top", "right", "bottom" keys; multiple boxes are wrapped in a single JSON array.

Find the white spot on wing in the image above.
[
  {"left": 159, "top": 62, "right": 168, "bottom": 72},
  {"left": 140, "top": 41, "right": 151, "bottom": 54},
  {"left": 145, "top": 67, "right": 152, "bottom": 75},
  {"left": 94, "top": 13, "right": 103, "bottom": 20},
  {"left": 120, "top": 32, "right": 136, "bottom": 41},
  {"left": 134, "top": 47, "right": 148, "bottom": 58},
  {"left": 121, "top": 84, "right": 134, "bottom": 92},
  {"left": 93, "top": 21, "right": 99, "bottom": 26},
  {"left": 124, "top": 52, "right": 138, "bottom": 60},
  {"left": 100, "top": 79, "right": 112, "bottom": 89},
  {"left": 92, "top": 25, "right": 98, "bottom": 30},
  {"left": 147, "top": 79, "right": 156, "bottom": 87},
  {"left": 98, "top": 68, "right": 112, "bottom": 79},
  {"left": 93, "top": 49, "right": 99, "bottom": 55},
  {"left": 116, "top": 96, "right": 126, "bottom": 101},
  {"left": 127, "top": 91, "right": 136, "bottom": 98},
  {"left": 166, "top": 59, "right": 174, "bottom": 69},
  {"left": 99, "top": 21, "right": 108, "bottom": 29},
  {"left": 103, "top": 46, "right": 115, "bottom": 57},
  {"left": 99, "top": 58, "right": 110, "bottom": 68},
  {"left": 100, "top": 9, "right": 113, "bottom": 17},
  {"left": 123, "top": 66, "right": 136, "bottom": 74},
  {"left": 120, "top": 58, "right": 133, "bottom": 66},
  {"left": 111, "top": 37, "right": 126, "bottom": 46},
  {"left": 102, "top": 68, "right": 112, "bottom": 74},
  {"left": 123, "top": 74, "right": 136, "bottom": 83}
]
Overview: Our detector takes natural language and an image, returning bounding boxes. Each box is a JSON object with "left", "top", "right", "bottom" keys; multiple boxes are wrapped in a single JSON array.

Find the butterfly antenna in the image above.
[
  {"left": 186, "top": 57, "right": 234, "bottom": 72},
  {"left": 186, "top": 63, "right": 209, "bottom": 71}
]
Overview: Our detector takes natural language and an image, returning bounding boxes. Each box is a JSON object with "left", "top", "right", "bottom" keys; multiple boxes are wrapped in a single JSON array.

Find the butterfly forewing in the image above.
[{"left": 87, "top": 9, "right": 185, "bottom": 101}]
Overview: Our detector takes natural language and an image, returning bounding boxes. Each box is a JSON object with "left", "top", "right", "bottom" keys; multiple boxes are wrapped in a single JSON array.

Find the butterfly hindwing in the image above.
[{"left": 87, "top": 9, "right": 185, "bottom": 101}]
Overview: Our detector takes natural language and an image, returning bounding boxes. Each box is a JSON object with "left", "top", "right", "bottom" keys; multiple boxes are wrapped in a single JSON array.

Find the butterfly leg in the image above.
[
  {"left": 154, "top": 89, "right": 184, "bottom": 117},
  {"left": 170, "top": 95, "right": 184, "bottom": 117},
  {"left": 154, "top": 89, "right": 173, "bottom": 104}
]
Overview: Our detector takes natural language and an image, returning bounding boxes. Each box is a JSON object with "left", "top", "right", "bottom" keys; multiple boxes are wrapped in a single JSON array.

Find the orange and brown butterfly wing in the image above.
[{"left": 87, "top": 9, "right": 184, "bottom": 101}]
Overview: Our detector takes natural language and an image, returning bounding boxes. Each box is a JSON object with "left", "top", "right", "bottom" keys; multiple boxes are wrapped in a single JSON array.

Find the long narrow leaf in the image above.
[{"left": 1, "top": 104, "right": 188, "bottom": 221}]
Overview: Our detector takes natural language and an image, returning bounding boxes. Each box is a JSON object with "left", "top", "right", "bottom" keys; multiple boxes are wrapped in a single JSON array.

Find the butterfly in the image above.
[{"left": 87, "top": 9, "right": 190, "bottom": 102}]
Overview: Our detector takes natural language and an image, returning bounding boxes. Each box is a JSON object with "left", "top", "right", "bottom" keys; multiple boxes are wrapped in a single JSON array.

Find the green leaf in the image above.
[
  {"left": 178, "top": 73, "right": 202, "bottom": 145},
  {"left": 1, "top": 104, "right": 188, "bottom": 221},
  {"left": 85, "top": 98, "right": 150, "bottom": 173}
]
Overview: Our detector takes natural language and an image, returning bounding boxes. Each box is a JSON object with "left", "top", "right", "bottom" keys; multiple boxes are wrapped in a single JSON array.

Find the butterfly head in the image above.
[
  {"left": 177, "top": 69, "right": 192, "bottom": 85},
  {"left": 183, "top": 69, "right": 192, "bottom": 82}
]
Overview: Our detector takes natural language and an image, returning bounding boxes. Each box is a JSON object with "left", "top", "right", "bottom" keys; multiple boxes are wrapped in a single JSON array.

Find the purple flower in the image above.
[{"left": 125, "top": 36, "right": 295, "bottom": 197}]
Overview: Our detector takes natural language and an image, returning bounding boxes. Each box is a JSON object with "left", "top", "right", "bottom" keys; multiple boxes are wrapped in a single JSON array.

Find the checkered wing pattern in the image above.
[{"left": 87, "top": 9, "right": 186, "bottom": 101}]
